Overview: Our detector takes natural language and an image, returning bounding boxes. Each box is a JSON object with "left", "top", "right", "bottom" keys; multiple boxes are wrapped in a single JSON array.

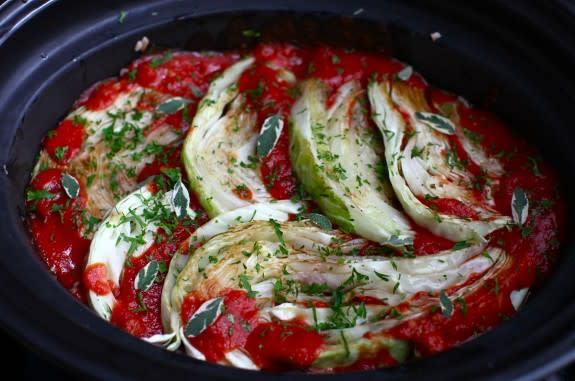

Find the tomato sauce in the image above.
[
  {"left": 136, "top": 146, "right": 183, "bottom": 183},
  {"left": 44, "top": 118, "right": 87, "bottom": 164},
  {"left": 238, "top": 44, "right": 308, "bottom": 199},
  {"left": 124, "top": 51, "right": 239, "bottom": 101},
  {"left": 77, "top": 78, "right": 135, "bottom": 111},
  {"left": 245, "top": 320, "right": 325, "bottom": 370},
  {"left": 181, "top": 289, "right": 260, "bottom": 362},
  {"left": 84, "top": 263, "right": 115, "bottom": 296},
  {"left": 309, "top": 46, "right": 426, "bottom": 94},
  {"left": 412, "top": 224, "right": 457, "bottom": 255},
  {"left": 384, "top": 94, "right": 565, "bottom": 359},
  {"left": 27, "top": 52, "right": 235, "bottom": 305},
  {"left": 27, "top": 168, "right": 91, "bottom": 302},
  {"left": 419, "top": 197, "right": 479, "bottom": 219},
  {"left": 110, "top": 227, "right": 184, "bottom": 338},
  {"left": 333, "top": 345, "right": 397, "bottom": 372},
  {"left": 27, "top": 42, "right": 565, "bottom": 372}
]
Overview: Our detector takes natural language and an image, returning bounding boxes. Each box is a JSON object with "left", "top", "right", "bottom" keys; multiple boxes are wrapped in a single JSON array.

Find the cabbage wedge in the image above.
[
  {"left": 290, "top": 79, "right": 413, "bottom": 246},
  {"left": 368, "top": 80, "right": 511, "bottom": 241},
  {"left": 183, "top": 57, "right": 287, "bottom": 218},
  {"left": 430, "top": 96, "right": 504, "bottom": 180},
  {"left": 86, "top": 181, "right": 194, "bottom": 350},
  {"left": 171, "top": 220, "right": 509, "bottom": 369},
  {"left": 160, "top": 199, "right": 303, "bottom": 351},
  {"left": 33, "top": 86, "right": 186, "bottom": 221}
]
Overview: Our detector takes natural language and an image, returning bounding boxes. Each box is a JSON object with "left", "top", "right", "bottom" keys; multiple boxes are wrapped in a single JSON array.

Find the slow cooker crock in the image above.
[{"left": 1, "top": 1, "right": 575, "bottom": 380}]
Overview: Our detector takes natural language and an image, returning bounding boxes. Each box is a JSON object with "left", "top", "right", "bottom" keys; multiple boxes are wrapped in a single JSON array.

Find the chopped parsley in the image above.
[
  {"left": 27, "top": 189, "right": 56, "bottom": 202},
  {"left": 54, "top": 146, "right": 68, "bottom": 161},
  {"left": 239, "top": 274, "right": 257, "bottom": 298}
]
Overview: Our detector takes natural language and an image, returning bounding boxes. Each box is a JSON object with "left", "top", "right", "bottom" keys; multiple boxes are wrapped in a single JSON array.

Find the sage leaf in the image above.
[
  {"left": 61, "top": 173, "right": 80, "bottom": 199},
  {"left": 171, "top": 179, "right": 192, "bottom": 220},
  {"left": 415, "top": 112, "right": 456, "bottom": 135},
  {"left": 156, "top": 97, "right": 191, "bottom": 114},
  {"left": 189, "top": 85, "right": 204, "bottom": 98},
  {"left": 439, "top": 290, "right": 453, "bottom": 317},
  {"left": 511, "top": 187, "right": 529, "bottom": 226},
  {"left": 184, "top": 297, "right": 224, "bottom": 337},
  {"left": 305, "top": 213, "right": 332, "bottom": 230},
  {"left": 387, "top": 235, "right": 413, "bottom": 246},
  {"left": 135, "top": 260, "right": 159, "bottom": 292},
  {"left": 257, "top": 114, "right": 284, "bottom": 158},
  {"left": 396, "top": 66, "right": 413, "bottom": 81}
]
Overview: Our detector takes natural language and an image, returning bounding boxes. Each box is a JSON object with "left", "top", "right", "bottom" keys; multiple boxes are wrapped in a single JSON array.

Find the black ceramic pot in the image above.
[{"left": 1, "top": 1, "right": 574, "bottom": 380}]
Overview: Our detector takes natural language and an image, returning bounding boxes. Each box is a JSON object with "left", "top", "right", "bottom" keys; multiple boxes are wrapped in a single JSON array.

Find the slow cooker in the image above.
[{"left": 1, "top": 1, "right": 575, "bottom": 380}]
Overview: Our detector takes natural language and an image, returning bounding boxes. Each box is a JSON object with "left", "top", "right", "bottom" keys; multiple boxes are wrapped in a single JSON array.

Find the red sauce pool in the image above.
[
  {"left": 245, "top": 320, "right": 325, "bottom": 370},
  {"left": 109, "top": 225, "right": 196, "bottom": 338},
  {"left": 27, "top": 168, "right": 91, "bottom": 302},
  {"left": 84, "top": 263, "right": 116, "bottom": 296},
  {"left": 43, "top": 119, "right": 87, "bottom": 164}
]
